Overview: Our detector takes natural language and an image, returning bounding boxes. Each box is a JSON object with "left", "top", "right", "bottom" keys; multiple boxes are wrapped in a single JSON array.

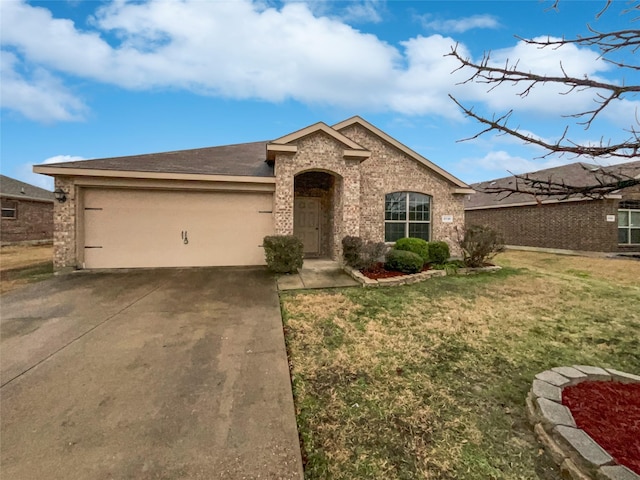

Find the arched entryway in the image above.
[{"left": 294, "top": 170, "right": 342, "bottom": 259}]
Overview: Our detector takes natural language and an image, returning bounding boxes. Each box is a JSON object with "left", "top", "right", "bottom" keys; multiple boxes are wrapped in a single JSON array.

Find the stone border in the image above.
[
  {"left": 527, "top": 366, "right": 640, "bottom": 480},
  {"left": 343, "top": 264, "right": 501, "bottom": 287}
]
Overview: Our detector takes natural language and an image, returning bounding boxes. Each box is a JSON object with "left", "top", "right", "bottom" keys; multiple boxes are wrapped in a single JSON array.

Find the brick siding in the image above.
[
  {"left": 465, "top": 199, "right": 620, "bottom": 252},
  {"left": 274, "top": 127, "right": 466, "bottom": 259},
  {"left": 1, "top": 197, "right": 53, "bottom": 244}
]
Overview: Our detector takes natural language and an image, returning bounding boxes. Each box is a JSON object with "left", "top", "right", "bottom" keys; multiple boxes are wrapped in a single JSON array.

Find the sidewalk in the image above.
[{"left": 277, "top": 259, "right": 360, "bottom": 290}]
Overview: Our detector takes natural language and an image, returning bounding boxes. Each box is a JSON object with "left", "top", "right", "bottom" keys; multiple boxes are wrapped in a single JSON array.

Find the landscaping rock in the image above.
[
  {"left": 572, "top": 365, "right": 612, "bottom": 380},
  {"left": 537, "top": 398, "right": 576, "bottom": 427},
  {"left": 532, "top": 379, "right": 562, "bottom": 402},
  {"left": 552, "top": 366, "right": 588, "bottom": 381},
  {"left": 599, "top": 465, "right": 640, "bottom": 480},
  {"left": 554, "top": 425, "right": 614, "bottom": 467},
  {"left": 605, "top": 368, "right": 640, "bottom": 383},
  {"left": 536, "top": 370, "right": 572, "bottom": 387}
]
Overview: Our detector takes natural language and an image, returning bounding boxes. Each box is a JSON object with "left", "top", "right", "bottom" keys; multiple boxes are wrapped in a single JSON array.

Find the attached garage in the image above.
[{"left": 81, "top": 188, "right": 274, "bottom": 268}]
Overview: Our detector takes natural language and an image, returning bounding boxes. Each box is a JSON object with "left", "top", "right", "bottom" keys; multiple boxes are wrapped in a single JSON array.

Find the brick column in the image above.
[
  {"left": 274, "top": 155, "right": 294, "bottom": 235},
  {"left": 53, "top": 176, "right": 76, "bottom": 269}
]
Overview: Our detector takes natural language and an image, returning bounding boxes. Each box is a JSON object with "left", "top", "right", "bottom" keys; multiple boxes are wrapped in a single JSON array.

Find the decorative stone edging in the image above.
[
  {"left": 527, "top": 365, "right": 640, "bottom": 480},
  {"left": 343, "top": 265, "right": 501, "bottom": 287}
]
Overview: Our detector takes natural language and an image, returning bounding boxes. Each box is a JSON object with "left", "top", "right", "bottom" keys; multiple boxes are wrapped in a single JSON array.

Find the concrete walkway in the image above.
[
  {"left": 277, "top": 259, "right": 360, "bottom": 291},
  {"left": 1, "top": 268, "right": 303, "bottom": 480}
]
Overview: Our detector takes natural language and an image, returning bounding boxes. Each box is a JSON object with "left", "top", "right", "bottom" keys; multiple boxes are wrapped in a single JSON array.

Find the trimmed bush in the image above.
[
  {"left": 427, "top": 241, "right": 450, "bottom": 264},
  {"left": 394, "top": 237, "right": 429, "bottom": 263},
  {"left": 342, "top": 236, "right": 388, "bottom": 270},
  {"left": 457, "top": 225, "right": 505, "bottom": 268},
  {"left": 342, "top": 236, "right": 364, "bottom": 268},
  {"left": 263, "top": 235, "right": 304, "bottom": 273},
  {"left": 385, "top": 249, "right": 424, "bottom": 274},
  {"left": 360, "top": 241, "right": 388, "bottom": 271}
]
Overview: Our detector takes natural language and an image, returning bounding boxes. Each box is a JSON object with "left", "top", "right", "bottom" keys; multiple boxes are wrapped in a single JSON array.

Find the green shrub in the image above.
[
  {"left": 385, "top": 249, "right": 424, "bottom": 274},
  {"left": 342, "top": 236, "right": 364, "bottom": 268},
  {"left": 427, "top": 241, "right": 450, "bottom": 264},
  {"left": 457, "top": 225, "right": 505, "bottom": 268},
  {"left": 342, "top": 236, "right": 388, "bottom": 270},
  {"left": 360, "top": 241, "right": 388, "bottom": 271},
  {"left": 394, "top": 237, "right": 429, "bottom": 263},
  {"left": 263, "top": 235, "right": 304, "bottom": 273}
]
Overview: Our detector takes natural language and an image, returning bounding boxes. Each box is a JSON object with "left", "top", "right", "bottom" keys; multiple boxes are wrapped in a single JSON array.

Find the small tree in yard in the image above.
[{"left": 457, "top": 225, "right": 505, "bottom": 268}]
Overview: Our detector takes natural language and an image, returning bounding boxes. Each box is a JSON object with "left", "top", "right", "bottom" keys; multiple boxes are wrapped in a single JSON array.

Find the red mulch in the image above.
[
  {"left": 562, "top": 381, "right": 640, "bottom": 474},
  {"left": 360, "top": 262, "right": 430, "bottom": 280}
]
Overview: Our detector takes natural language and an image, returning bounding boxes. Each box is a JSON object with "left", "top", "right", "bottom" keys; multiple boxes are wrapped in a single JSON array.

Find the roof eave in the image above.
[{"left": 32, "top": 165, "right": 275, "bottom": 184}]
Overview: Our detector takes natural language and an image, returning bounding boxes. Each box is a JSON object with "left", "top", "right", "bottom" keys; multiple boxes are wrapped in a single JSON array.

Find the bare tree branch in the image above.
[{"left": 447, "top": 1, "right": 640, "bottom": 198}]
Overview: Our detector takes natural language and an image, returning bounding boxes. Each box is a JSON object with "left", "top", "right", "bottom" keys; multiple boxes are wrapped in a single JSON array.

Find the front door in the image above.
[{"left": 294, "top": 197, "right": 320, "bottom": 256}]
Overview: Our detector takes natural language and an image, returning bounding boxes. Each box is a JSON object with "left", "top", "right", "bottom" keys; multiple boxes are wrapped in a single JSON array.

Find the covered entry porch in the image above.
[{"left": 293, "top": 170, "right": 343, "bottom": 259}]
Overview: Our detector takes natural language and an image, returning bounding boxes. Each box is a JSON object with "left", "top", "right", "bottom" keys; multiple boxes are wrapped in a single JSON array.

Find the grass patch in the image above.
[{"left": 281, "top": 251, "right": 640, "bottom": 479}]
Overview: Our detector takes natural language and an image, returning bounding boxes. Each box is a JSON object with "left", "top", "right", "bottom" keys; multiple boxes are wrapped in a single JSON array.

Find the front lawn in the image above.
[{"left": 280, "top": 251, "right": 640, "bottom": 479}]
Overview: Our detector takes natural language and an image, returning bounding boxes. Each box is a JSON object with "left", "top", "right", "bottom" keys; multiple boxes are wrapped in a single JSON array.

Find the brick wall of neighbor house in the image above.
[
  {"left": 340, "top": 124, "right": 466, "bottom": 256},
  {"left": 466, "top": 199, "right": 619, "bottom": 252},
  {"left": 0, "top": 197, "right": 53, "bottom": 244},
  {"left": 52, "top": 176, "right": 77, "bottom": 268}
]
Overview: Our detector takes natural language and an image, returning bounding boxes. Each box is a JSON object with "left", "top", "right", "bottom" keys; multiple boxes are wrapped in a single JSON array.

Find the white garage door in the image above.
[{"left": 82, "top": 188, "right": 274, "bottom": 268}]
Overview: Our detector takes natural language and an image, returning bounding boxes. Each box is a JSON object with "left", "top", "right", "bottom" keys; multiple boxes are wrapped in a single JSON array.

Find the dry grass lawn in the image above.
[
  {"left": 281, "top": 251, "right": 640, "bottom": 480},
  {"left": 0, "top": 244, "right": 53, "bottom": 293}
]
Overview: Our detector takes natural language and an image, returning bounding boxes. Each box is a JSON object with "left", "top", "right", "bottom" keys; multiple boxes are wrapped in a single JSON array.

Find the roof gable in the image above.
[
  {"left": 266, "top": 121, "right": 371, "bottom": 161},
  {"left": 333, "top": 116, "right": 471, "bottom": 190}
]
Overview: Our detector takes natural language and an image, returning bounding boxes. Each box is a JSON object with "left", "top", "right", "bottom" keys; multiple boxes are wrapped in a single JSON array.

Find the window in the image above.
[
  {"left": 1, "top": 200, "right": 17, "bottom": 219},
  {"left": 384, "top": 192, "right": 431, "bottom": 242},
  {"left": 618, "top": 201, "right": 640, "bottom": 245}
]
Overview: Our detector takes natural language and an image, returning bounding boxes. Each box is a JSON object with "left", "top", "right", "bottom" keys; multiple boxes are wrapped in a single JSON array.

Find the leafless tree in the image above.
[{"left": 448, "top": 0, "right": 640, "bottom": 198}]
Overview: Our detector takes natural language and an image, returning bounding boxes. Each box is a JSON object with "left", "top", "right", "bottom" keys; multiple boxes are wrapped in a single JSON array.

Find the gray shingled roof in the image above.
[
  {"left": 0, "top": 175, "right": 54, "bottom": 202},
  {"left": 37, "top": 141, "right": 274, "bottom": 178},
  {"left": 465, "top": 160, "right": 640, "bottom": 209}
]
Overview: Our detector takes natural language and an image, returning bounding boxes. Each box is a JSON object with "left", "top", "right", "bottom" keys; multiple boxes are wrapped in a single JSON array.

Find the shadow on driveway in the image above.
[{"left": 1, "top": 268, "right": 303, "bottom": 480}]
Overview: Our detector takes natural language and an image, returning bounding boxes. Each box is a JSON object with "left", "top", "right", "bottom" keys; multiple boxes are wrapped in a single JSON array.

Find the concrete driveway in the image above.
[{"left": 1, "top": 268, "right": 303, "bottom": 480}]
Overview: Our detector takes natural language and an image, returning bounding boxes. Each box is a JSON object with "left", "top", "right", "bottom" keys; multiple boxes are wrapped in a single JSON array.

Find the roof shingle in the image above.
[
  {"left": 465, "top": 160, "right": 640, "bottom": 209},
  {"left": 36, "top": 141, "right": 274, "bottom": 178},
  {"left": 0, "top": 175, "right": 54, "bottom": 202}
]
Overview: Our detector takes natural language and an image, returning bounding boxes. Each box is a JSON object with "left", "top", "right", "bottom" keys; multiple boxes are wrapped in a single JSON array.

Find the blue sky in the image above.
[{"left": 1, "top": 0, "right": 637, "bottom": 190}]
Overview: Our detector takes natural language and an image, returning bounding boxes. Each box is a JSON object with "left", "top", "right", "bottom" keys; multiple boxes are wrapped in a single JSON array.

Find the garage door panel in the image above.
[{"left": 83, "top": 189, "right": 274, "bottom": 268}]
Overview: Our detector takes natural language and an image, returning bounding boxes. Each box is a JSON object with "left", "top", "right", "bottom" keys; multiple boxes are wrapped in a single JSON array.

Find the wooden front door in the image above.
[{"left": 294, "top": 197, "right": 320, "bottom": 256}]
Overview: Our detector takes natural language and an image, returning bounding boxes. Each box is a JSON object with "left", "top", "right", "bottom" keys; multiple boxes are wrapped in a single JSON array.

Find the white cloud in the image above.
[
  {"left": 0, "top": 51, "right": 86, "bottom": 122},
  {"left": 418, "top": 14, "right": 500, "bottom": 33},
  {"left": 460, "top": 150, "right": 573, "bottom": 182},
  {"left": 15, "top": 155, "right": 86, "bottom": 191},
  {"left": 0, "top": 0, "right": 631, "bottom": 124},
  {"left": 342, "top": 1, "right": 383, "bottom": 24},
  {"left": 43, "top": 154, "right": 85, "bottom": 164}
]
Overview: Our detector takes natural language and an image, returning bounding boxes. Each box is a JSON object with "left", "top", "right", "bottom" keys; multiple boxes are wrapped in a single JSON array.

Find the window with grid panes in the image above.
[{"left": 384, "top": 192, "right": 431, "bottom": 242}]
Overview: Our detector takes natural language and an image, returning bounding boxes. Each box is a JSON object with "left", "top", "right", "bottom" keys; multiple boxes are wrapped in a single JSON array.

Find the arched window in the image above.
[{"left": 384, "top": 192, "right": 431, "bottom": 242}]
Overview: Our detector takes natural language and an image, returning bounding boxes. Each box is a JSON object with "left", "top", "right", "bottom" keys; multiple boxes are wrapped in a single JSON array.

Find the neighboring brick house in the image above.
[
  {"left": 1, "top": 175, "right": 54, "bottom": 245},
  {"left": 34, "top": 116, "right": 473, "bottom": 270},
  {"left": 465, "top": 161, "right": 640, "bottom": 254}
]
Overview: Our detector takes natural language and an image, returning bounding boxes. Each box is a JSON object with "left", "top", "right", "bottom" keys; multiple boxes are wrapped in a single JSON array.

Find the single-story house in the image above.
[
  {"left": 33, "top": 116, "right": 473, "bottom": 270},
  {"left": 1, "top": 175, "right": 54, "bottom": 245},
  {"left": 464, "top": 161, "right": 640, "bottom": 254}
]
